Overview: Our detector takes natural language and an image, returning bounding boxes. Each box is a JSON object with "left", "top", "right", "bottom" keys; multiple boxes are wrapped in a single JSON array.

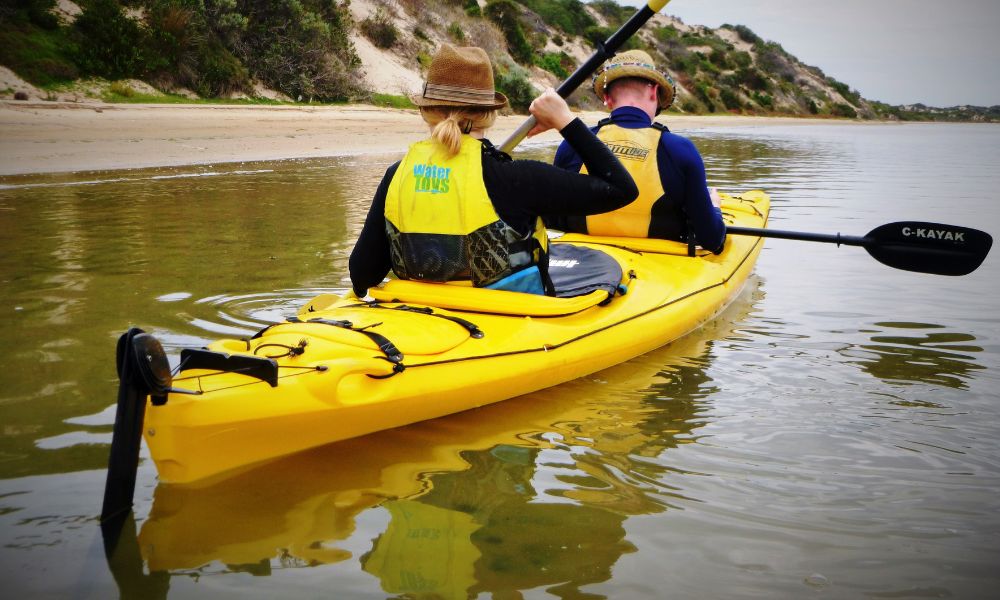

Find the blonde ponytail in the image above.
[{"left": 420, "top": 107, "right": 498, "bottom": 157}]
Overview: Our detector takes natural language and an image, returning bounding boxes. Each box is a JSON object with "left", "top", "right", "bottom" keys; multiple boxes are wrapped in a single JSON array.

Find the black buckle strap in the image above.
[
  {"left": 481, "top": 138, "right": 512, "bottom": 163},
  {"left": 286, "top": 316, "right": 404, "bottom": 363},
  {"left": 380, "top": 304, "right": 484, "bottom": 339},
  {"left": 178, "top": 349, "right": 279, "bottom": 387}
]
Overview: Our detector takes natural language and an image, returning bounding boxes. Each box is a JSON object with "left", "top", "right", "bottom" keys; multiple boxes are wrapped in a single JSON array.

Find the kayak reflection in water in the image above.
[
  {"left": 360, "top": 352, "right": 717, "bottom": 599},
  {"left": 348, "top": 44, "right": 637, "bottom": 297}
]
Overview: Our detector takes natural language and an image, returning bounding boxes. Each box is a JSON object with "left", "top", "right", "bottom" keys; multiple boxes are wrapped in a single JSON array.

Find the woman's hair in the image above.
[{"left": 420, "top": 107, "right": 497, "bottom": 156}]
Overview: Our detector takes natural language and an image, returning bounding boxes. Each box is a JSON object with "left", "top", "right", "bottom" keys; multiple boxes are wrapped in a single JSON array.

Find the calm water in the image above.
[{"left": 1, "top": 122, "right": 998, "bottom": 599}]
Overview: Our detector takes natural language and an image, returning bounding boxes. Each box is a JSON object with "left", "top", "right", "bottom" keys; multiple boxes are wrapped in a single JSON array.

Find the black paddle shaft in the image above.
[
  {"left": 553, "top": 3, "right": 663, "bottom": 99},
  {"left": 498, "top": 0, "right": 670, "bottom": 153},
  {"left": 728, "top": 221, "right": 993, "bottom": 276},
  {"left": 728, "top": 225, "right": 867, "bottom": 246}
]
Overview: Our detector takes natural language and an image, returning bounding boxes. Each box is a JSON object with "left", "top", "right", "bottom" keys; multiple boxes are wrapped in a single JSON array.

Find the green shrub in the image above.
[
  {"left": 736, "top": 67, "right": 769, "bottom": 91},
  {"left": 494, "top": 60, "right": 537, "bottom": 112},
  {"left": 708, "top": 48, "right": 729, "bottom": 69},
  {"left": 447, "top": 22, "right": 464, "bottom": 42},
  {"left": 360, "top": 8, "right": 399, "bottom": 49},
  {"left": 73, "top": 0, "right": 146, "bottom": 79},
  {"left": 535, "top": 51, "right": 570, "bottom": 79},
  {"left": 463, "top": 0, "right": 481, "bottom": 17},
  {"left": 583, "top": 25, "right": 610, "bottom": 47},
  {"left": 237, "top": 0, "right": 364, "bottom": 103},
  {"left": 720, "top": 87, "right": 741, "bottom": 110},
  {"left": 517, "top": 0, "right": 595, "bottom": 35},
  {"left": 143, "top": 2, "right": 199, "bottom": 83},
  {"left": 680, "top": 32, "right": 704, "bottom": 46},
  {"left": 752, "top": 91, "right": 773, "bottom": 109},
  {"left": 583, "top": 25, "right": 638, "bottom": 51},
  {"left": 828, "top": 78, "right": 861, "bottom": 105},
  {"left": 654, "top": 25, "right": 679, "bottom": 43},
  {"left": 730, "top": 50, "right": 752, "bottom": 69},
  {"left": 485, "top": 1, "right": 533, "bottom": 65},
  {"left": 416, "top": 51, "right": 432, "bottom": 70},
  {"left": 754, "top": 41, "right": 799, "bottom": 83},
  {"left": 725, "top": 23, "right": 761, "bottom": 45},
  {"left": 26, "top": 0, "right": 59, "bottom": 30},
  {"left": 195, "top": 37, "right": 248, "bottom": 97},
  {"left": 831, "top": 102, "right": 857, "bottom": 118},
  {"left": 694, "top": 80, "right": 715, "bottom": 110},
  {"left": 698, "top": 56, "right": 720, "bottom": 74},
  {"left": 675, "top": 52, "right": 701, "bottom": 76}
]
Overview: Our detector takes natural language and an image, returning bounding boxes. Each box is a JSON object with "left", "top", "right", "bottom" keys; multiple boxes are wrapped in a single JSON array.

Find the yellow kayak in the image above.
[
  {"left": 136, "top": 290, "right": 758, "bottom": 571},
  {"left": 128, "top": 191, "right": 769, "bottom": 485}
]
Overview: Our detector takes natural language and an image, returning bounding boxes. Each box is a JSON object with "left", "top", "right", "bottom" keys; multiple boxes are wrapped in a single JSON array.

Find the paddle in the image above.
[
  {"left": 727, "top": 221, "right": 992, "bottom": 276},
  {"left": 498, "top": 0, "right": 674, "bottom": 154}
]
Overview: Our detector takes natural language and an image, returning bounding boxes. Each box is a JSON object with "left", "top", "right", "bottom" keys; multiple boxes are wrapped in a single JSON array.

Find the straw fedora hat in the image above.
[
  {"left": 592, "top": 49, "right": 676, "bottom": 110},
  {"left": 411, "top": 44, "right": 508, "bottom": 110}
]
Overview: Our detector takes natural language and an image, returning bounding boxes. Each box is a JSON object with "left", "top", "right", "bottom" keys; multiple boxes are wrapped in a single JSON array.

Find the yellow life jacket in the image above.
[
  {"left": 582, "top": 122, "right": 667, "bottom": 238},
  {"left": 384, "top": 136, "right": 549, "bottom": 288}
]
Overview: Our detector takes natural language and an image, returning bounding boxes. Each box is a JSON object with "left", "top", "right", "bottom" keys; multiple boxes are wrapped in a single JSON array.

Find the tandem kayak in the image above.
[{"left": 114, "top": 191, "right": 769, "bottom": 485}]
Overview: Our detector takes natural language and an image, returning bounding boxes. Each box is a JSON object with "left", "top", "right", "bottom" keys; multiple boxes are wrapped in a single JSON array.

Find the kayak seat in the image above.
[{"left": 548, "top": 243, "right": 623, "bottom": 298}]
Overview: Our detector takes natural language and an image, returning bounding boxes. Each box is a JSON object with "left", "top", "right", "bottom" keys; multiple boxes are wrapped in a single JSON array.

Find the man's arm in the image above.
[{"left": 664, "top": 135, "right": 726, "bottom": 254}]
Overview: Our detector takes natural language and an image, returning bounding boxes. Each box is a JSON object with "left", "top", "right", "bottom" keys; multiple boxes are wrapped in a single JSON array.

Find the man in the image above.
[{"left": 548, "top": 50, "right": 726, "bottom": 254}]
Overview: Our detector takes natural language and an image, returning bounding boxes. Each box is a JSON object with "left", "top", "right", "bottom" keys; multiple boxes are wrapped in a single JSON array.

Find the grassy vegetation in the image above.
[
  {"left": 98, "top": 85, "right": 290, "bottom": 105},
  {"left": 370, "top": 93, "right": 415, "bottom": 110},
  {"left": 0, "top": 9, "right": 78, "bottom": 88}
]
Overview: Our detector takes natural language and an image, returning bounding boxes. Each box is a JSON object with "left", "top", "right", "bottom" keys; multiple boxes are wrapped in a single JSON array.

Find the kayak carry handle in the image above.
[{"left": 305, "top": 356, "right": 400, "bottom": 403}]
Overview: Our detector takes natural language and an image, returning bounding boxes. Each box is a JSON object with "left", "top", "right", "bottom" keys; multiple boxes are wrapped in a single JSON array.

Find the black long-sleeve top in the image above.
[{"left": 349, "top": 117, "right": 638, "bottom": 296}]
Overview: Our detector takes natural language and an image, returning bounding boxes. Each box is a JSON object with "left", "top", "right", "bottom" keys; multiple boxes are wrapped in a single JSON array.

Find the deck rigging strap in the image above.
[
  {"left": 285, "top": 316, "right": 404, "bottom": 363},
  {"left": 345, "top": 302, "right": 485, "bottom": 338}
]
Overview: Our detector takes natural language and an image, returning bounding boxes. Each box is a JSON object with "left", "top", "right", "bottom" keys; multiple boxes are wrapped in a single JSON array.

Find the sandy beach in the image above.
[{"left": 0, "top": 100, "right": 838, "bottom": 177}]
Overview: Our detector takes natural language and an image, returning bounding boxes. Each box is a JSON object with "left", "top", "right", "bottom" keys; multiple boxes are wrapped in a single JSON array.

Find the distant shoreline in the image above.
[{"left": 1, "top": 100, "right": 891, "bottom": 177}]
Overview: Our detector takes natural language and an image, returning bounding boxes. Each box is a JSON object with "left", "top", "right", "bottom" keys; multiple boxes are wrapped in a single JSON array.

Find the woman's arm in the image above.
[
  {"left": 348, "top": 162, "right": 399, "bottom": 296},
  {"left": 488, "top": 118, "right": 637, "bottom": 218}
]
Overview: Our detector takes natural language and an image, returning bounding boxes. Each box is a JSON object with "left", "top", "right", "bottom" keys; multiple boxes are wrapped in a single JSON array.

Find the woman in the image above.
[{"left": 349, "top": 44, "right": 638, "bottom": 297}]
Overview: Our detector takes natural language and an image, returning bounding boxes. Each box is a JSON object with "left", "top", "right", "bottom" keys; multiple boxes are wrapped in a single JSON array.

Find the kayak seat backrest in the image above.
[
  {"left": 547, "top": 243, "right": 623, "bottom": 298},
  {"left": 367, "top": 244, "right": 625, "bottom": 317}
]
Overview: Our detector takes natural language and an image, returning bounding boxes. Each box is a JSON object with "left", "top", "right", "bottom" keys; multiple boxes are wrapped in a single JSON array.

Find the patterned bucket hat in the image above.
[{"left": 592, "top": 49, "right": 675, "bottom": 110}]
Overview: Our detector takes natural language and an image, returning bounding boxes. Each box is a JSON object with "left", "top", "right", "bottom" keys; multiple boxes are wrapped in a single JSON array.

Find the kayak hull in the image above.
[{"left": 143, "top": 191, "right": 770, "bottom": 484}]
